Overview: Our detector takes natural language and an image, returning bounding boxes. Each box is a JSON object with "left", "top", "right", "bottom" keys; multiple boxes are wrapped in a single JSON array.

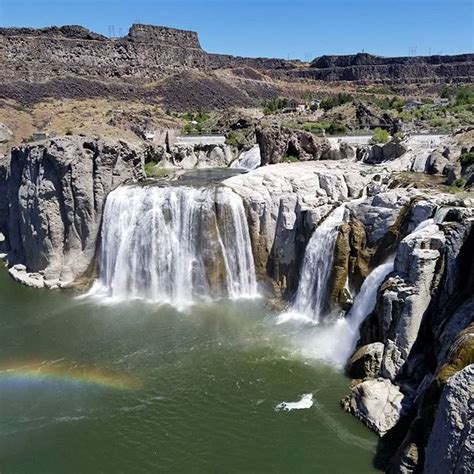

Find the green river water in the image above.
[{"left": 0, "top": 267, "right": 379, "bottom": 473}]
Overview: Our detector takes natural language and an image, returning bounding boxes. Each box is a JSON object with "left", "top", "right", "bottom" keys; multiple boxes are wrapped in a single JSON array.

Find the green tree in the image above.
[{"left": 370, "top": 128, "right": 390, "bottom": 144}]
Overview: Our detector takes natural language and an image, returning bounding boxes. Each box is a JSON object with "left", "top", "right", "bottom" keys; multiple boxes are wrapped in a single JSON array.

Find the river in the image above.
[{"left": 0, "top": 266, "right": 379, "bottom": 473}]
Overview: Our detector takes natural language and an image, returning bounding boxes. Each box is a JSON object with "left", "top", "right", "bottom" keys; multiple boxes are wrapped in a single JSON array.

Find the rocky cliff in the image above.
[
  {"left": 3, "top": 136, "right": 145, "bottom": 288},
  {"left": 224, "top": 132, "right": 473, "bottom": 472},
  {"left": 298, "top": 52, "right": 474, "bottom": 84},
  {"left": 0, "top": 24, "right": 472, "bottom": 107}
]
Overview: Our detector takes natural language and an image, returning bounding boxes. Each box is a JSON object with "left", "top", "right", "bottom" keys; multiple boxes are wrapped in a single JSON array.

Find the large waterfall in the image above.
[
  {"left": 291, "top": 205, "right": 347, "bottom": 322},
  {"left": 88, "top": 185, "right": 258, "bottom": 306}
]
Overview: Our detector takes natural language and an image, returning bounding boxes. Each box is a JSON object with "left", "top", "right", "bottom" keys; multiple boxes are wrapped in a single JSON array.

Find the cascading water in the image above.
[
  {"left": 88, "top": 184, "right": 258, "bottom": 306},
  {"left": 230, "top": 145, "right": 261, "bottom": 171},
  {"left": 291, "top": 259, "right": 395, "bottom": 366},
  {"left": 290, "top": 205, "right": 347, "bottom": 322}
]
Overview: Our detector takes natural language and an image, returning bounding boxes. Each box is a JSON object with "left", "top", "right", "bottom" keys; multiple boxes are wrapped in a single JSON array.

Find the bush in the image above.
[
  {"left": 144, "top": 162, "right": 156, "bottom": 177},
  {"left": 327, "top": 122, "right": 347, "bottom": 135},
  {"left": 370, "top": 127, "right": 390, "bottom": 144},
  {"left": 452, "top": 178, "right": 466, "bottom": 189},
  {"left": 225, "top": 131, "right": 245, "bottom": 147},
  {"left": 285, "top": 155, "right": 299, "bottom": 163},
  {"left": 262, "top": 97, "right": 288, "bottom": 115},
  {"left": 320, "top": 93, "right": 353, "bottom": 111},
  {"left": 460, "top": 152, "right": 474, "bottom": 165}
]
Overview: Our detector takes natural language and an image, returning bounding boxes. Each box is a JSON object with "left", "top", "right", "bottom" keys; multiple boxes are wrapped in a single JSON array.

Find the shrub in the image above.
[
  {"left": 225, "top": 131, "right": 245, "bottom": 148},
  {"left": 262, "top": 97, "right": 288, "bottom": 115},
  {"left": 370, "top": 127, "right": 390, "bottom": 144},
  {"left": 144, "top": 161, "right": 156, "bottom": 177},
  {"left": 320, "top": 93, "right": 353, "bottom": 111},
  {"left": 285, "top": 155, "right": 299, "bottom": 163},
  {"left": 460, "top": 152, "right": 474, "bottom": 165},
  {"left": 327, "top": 122, "right": 347, "bottom": 135}
]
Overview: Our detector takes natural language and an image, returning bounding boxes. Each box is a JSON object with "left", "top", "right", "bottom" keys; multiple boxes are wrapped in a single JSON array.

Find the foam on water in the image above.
[{"left": 275, "top": 393, "right": 314, "bottom": 412}]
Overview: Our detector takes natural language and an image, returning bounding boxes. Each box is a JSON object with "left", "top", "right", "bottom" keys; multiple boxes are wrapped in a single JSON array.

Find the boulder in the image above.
[
  {"left": 347, "top": 342, "right": 385, "bottom": 379},
  {"left": 363, "top": 140, "right": 407, "bottom": 164},
  {"left": 341, "top": 378, "right": 405, "bottom": 436},
  {"left": 6, "top": 136, "right": 145, "bottom": 287},
  {"left": 256, "top": 125, "right": 330, "bottom": 165},
  {"left": 424, "top": 364, "right": 474, "bottom": 474},
  {"left": 427, "top": 150, "right": 450, "bottom": 175}
]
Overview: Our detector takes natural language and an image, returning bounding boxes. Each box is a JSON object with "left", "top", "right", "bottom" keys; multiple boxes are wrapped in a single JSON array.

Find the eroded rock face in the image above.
[
  {"left": 149, "top": 143, "right": 237, "bottom": 169},
  {"left": 346, "top": 342, "right": 385, "bottom": 379},
  {"left": 256, "top": 125, "right": 330, "bottom": 165},
  {"left": 6, "top": 136, "right": 145, "bottom": 287},
  {"left": 380, "top": 225, "right": 446, "bottom": 380},
  {"left": 346, "top": 208, "right": 474, "bottom": 471},
  {"left": 224, "top": 160, "right": 373, "bottom": 296},
  {"left": 424, "top": 364, "right": 474, "bottom": 474}
]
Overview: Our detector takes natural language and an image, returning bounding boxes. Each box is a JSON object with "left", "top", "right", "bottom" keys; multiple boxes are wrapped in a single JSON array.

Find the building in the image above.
[
  {"left": 403, "top": 100, "right": 424, "bottom": 111},
  {"left": 284, "top": 99, "right": 307, "bottom": 113},
  {"left": 433, "top": 97, "right": 450, "bottom": 108},
  {"left": 33, "top": 131, "right": 50, "bottom": 141}
]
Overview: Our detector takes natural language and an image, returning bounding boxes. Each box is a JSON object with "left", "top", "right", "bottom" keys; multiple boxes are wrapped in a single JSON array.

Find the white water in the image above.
[
  {"left": 231, "top": 145, "right": 261, "bottom": 171},
  {"left": 88, "top": 185, "right": 258, "bottom": 306},
  {"left": 284, "top": 259, "right": 394, "bottom": 367},
  {"left": 275, "top": 393, "right": 314, "bottom": 412},
  {"left": 289, "top": 205, "right": 347, "bottom": 322}
]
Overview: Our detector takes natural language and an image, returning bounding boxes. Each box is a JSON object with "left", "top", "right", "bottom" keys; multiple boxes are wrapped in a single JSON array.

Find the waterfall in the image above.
[
  {"left": 291, "top": 259, "right": 394, "bottom": 366},
  {"left": 291, "top": 205, "right": 347, "bottom": 322},
  {"left": 230, "top": 145, "right": 261, "bottom": 171},
  {"left": 88, "top": 185, "right": 258, "bottom": 306}
]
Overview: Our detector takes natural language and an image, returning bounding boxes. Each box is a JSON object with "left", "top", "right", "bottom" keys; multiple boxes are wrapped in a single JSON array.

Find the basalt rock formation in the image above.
[
  {"left": 256, "top": 125, "right": 331, "bottom": 165},
  {"left": 0, "top": 24, "right": 472, "bottom": 107},
  {"left": 3, "top": 136, "right": 145, "bottom": 288},
  {"left": 301, "top": 52, "right": 474, "bottom": 84}
]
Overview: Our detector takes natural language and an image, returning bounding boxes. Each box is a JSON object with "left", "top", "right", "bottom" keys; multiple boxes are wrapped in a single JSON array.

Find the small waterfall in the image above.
[
  {"left": 291, "top": 205, "right": 347, "bottom": 322},
  {"left": 230, "top": 145, "right": 261, "bottom": 171},
  {"left": 289, "top": 259, "right": 394, "bottom": 366},
  {"left": 88, "top": 185, "right": 258, "bottom": 306}
]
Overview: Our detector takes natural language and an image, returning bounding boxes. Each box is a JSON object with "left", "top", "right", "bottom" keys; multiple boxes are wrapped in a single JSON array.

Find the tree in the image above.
[{"left": 370, "top": 127, "right": 390, "bottom": 144}]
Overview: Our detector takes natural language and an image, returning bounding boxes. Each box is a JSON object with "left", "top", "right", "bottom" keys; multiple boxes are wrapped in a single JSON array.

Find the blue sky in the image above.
[{"left": 0, "top": 0, "right": 472, "bottom": 59}]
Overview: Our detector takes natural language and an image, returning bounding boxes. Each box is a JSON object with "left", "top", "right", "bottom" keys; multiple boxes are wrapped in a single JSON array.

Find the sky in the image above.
[{"left": 0, "top": 0, "right": 472, "bottom": 60}]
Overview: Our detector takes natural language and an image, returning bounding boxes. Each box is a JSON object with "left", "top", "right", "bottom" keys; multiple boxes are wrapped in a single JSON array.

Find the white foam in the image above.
[{"left": 275, "top": 393, "right": 313, "bottom": 412}]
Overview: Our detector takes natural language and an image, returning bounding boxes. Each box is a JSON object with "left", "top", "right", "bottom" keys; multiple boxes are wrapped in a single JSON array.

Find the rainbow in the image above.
[{"left": 0, "top": 360, "right": 142, "bottom": 391}]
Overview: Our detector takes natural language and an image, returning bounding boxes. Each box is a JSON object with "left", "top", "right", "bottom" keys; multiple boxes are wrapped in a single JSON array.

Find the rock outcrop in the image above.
[
  {"left": 424, "top": 364, "right": 474, "bottom": 474},
  {"left": 224, "top": 160, "right": 377, "bottom": 296},
  {"left": 300, "top": 52, "right": 474, "bottom": 84},
  {"left": 343, "top": 199, "right": 474, "bottom": 472},
  {"left": 148, "top": 143, "right": 237, "bottom": 170},
  {"left": 5, "top": 136, "right": 145, "bottom": 287},
  {"left": 256, "top": 125, "right": 330, "bottom": 165}
]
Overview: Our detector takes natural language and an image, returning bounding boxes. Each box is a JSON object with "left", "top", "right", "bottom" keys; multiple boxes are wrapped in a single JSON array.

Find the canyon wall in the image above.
[
  {"left": 3, "top": 136, "right": 145, "bottom": 288},
  {"left": 0, "top": 24, "right": 472, "bottom": 95}
]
